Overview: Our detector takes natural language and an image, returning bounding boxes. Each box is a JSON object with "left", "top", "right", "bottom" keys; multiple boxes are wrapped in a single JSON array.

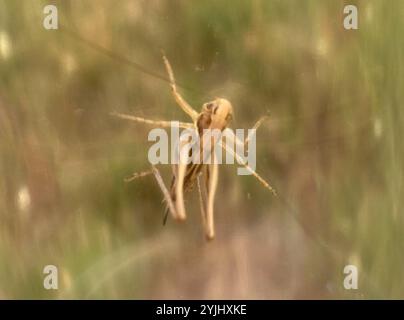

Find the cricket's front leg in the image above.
[{"left": 162, "top": 55, "right": 199, "bottom": 122}]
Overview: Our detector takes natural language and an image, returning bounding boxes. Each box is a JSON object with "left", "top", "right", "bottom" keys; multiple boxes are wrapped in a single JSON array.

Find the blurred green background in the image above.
[{"left": 0, "top": 0, "right": 403, "bottom": 299}]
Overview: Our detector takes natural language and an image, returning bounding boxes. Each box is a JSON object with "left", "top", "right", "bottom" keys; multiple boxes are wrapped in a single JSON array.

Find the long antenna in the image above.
[{"left": 59, "top": 24, "right": 193, "bottom": 91}]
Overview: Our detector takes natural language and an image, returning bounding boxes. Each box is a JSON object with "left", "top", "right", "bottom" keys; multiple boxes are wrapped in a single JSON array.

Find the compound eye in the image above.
[{"left": 206, "top": 102, "right": 214, "bottom": 110}]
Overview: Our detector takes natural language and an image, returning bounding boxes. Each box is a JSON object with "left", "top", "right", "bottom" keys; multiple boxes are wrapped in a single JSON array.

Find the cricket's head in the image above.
[{"left": 202, "top": 98, "right": 233, "bottom": 130}]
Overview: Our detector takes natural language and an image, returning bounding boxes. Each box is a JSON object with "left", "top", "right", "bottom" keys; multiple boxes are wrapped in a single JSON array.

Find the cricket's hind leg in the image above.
[{"left": 200, "top": 159, "right": 218, "bottom": 241}]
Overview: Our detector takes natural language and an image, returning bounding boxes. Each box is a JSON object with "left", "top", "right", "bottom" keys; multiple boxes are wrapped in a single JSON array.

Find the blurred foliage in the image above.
[{"left": 0, "top": 0, "right": 403, "bottom": 298}]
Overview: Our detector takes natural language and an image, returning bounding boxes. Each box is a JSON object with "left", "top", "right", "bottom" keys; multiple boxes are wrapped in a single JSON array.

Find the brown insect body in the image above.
[
  {"left": 113, "top": 56, "right": 275, "bottom": 240},
  {"left": 164, "top": 98, "right": 234, "bottom": 226}
]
